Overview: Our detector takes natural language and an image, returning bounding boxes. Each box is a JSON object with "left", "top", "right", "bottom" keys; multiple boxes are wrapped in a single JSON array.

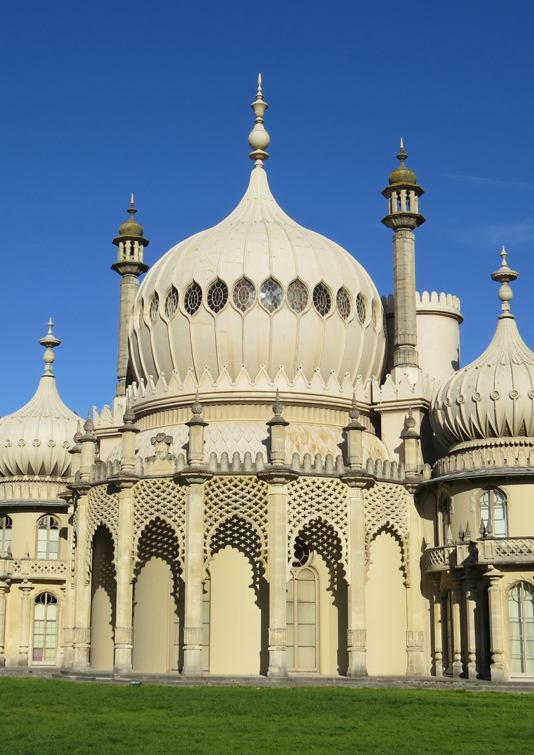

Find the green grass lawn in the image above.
[{"left": 0, "top": 678, "right": 533, "bottom": 755}]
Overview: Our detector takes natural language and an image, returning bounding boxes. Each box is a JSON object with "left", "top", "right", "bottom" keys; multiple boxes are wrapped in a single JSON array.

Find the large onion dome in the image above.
[
  {"left": 430, "top": 250, "right": 534, "bottom": 448},
  {"left": 129, "top": 80, "right": 385, "bottom": 408},
  {"left": 0, "top": 322, "right": 79, "bottom": 477}
]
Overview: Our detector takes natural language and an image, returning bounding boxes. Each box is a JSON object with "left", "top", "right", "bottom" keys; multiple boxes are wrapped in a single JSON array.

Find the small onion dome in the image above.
[
  {"left": 118, "top": 195, "right": 144, "bottom": 238},
  {"left": 430, "top": 249, "right": 534, "bottom": 448},
  {"left": 0, "top": 321, "right": 79, "bottom": 477},
  {"left": 389, "top": 139, "right": 417, "bottom": 185}
]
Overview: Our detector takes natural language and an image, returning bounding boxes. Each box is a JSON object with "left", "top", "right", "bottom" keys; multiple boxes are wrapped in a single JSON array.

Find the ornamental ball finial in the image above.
[
  {"left": 192, "top": 390, "right": 203, "bottom": 417},
  {"left": 39, "top": 318, "right": 61, "bottom": 374},
  {"left": 491, "top": 246, "right": 518, "bottom": 317},
  {"left": 348, "top": 393, "right": 360, "bottom": 421},
  {"left": 249, "top": 73, "right": 270, "bottom": 165},
  {"left": 272, "top": 389, "right": 283, "bottom": 417}
]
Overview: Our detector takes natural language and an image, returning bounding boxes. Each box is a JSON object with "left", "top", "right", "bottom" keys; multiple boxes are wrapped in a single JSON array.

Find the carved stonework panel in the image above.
[
  {"left": 132, "top": 478, "right": 186, "bottom": 562},
  {"left": 203, "top": 476, "right": 269, "bottom": 576},
  {"left": 287, "top": 477, "right": 349, "bottom": 573},
  {"left": 364, "top": 482, "right": 410, "bottom": 581}
]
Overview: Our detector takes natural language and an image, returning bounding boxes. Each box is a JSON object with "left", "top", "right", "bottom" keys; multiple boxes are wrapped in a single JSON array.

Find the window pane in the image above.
[
  {"left": 297, "top": 646, "right": 316, "bottom": 669},
  {"left": 297, "top": 581, "right": 315, "bottom": 602}
]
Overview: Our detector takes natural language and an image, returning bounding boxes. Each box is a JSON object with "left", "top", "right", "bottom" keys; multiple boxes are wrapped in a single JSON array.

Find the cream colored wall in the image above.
[
  {"left": 416, "top": 313, "right": 460, "bottom": 385},
  {"left": 90, "top": 530, "right": 115, "bottom": 671},
  {"left": 209, "top": 546, "right": 262, "bottom": 675},
  {"left": 447, "top": 481, "right": 534, "bottom": 542},
  {"left": 366, "top": 531, "right": 407, "bottom": 675},
  {"left": 6, "top": 511, "right": 68, "bottom": 560},
  {"left": 132, "top": 557, "right": 172, "bottom": 673}
]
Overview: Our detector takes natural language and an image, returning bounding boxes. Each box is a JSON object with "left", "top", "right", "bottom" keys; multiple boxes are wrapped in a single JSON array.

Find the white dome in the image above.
[
  {"left": 430, "top": 258, "right": 534, "bottom": 449},
  {"left": 0, "top": 325, "right": 79, "bottom": 478},
  {"left": 129, "top": 165, "right": 385, "bottom": 407}
]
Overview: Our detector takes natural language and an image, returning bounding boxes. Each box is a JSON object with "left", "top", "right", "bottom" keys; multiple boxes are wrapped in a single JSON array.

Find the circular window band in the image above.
[
  {"left": 336, "top": 287, "right": 351, "bottom": 320},
  {"left": 313, "top": 283, "right": 331, "bottom": 316},
  {"left": 149, "top": 293, "right": 159, "bottom": 322},
  {"left": 233, "top": 278, "right": 256, "bottom": 312},
  {"left": 207, "top": 279, "right": 228, "bottom": 313},
  {"left": 260, "top": 278, "right": 283, "bottom": 313},
  {"left": 184, "top": 281, "right": 203, "bottom": 316},
  {"left": 164, "top": 287, "right": 179, "bottom": 319},
  {"left": 287, "top": 279, "right": 308, "bottom": 314}
]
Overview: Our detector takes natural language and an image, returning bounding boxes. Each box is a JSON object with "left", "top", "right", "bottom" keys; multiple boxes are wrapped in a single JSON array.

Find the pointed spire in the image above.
[
  {"left": 38, "top": 319, "right": 61, "bottom": 375},
  {"left": 248, "top": 73, "right": 270, "bottom": 166},
  {"left": 491, "top": 246, "right": 518, "bottom": 318},
  {"left": 398, "top": 137, "right": 407, "bottom": 165}
]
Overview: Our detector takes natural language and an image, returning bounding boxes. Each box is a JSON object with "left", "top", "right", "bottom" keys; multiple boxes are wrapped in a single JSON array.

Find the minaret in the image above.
[
  {"left": 381, "top": 140, "right": 425, "bottom": 371},
  {"left": 112, "top": 195, "right": 149, "bottom": 398}
]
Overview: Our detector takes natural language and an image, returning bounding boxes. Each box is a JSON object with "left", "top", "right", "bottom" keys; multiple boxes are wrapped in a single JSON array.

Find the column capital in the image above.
[
  {"left": 175, "top": 468, "right": 213, "bottom": 486},
  {"left": 339, "top": 470, "right": 375, "bottom": 489},
  {"left": 258, "top": 466, "right": 299, "bottom": 485}
]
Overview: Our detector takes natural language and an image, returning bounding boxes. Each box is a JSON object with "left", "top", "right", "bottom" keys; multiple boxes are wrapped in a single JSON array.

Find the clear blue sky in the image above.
[{"left": 1, "top": 0, "right": 533, "bottom": 416}]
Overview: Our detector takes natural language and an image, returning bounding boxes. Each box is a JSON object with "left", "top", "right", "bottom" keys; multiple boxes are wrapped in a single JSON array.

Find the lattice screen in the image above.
[
  {"left": 287, "top": 478, "right": 349, "bottom": 573},
  {"left": 364, "top": 481, "right": 410, "bottom": 581},
  {"left": 204, "top": 476, "right": 269, "bottom": 577},
  {"left": 132, "top": 478, "right": 186, "bottom": 562}
]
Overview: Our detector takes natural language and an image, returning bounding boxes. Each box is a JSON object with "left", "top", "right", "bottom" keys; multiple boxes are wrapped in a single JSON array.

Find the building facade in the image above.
[{"left": 0, "top": 79, "right": 532, "bottom": 680}]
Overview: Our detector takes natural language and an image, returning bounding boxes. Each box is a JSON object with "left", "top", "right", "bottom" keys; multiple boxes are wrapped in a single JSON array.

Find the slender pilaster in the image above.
[
  {"left": 72, "top": 492, "right": 91, "bottom": 670},
  {"left": 114, "top": 485, "right": 135, "bottom": 673},
  {"left": 18, "top": 581, "right": 34, "bottom": 667},
  {"left": 181, "top": 477, "right": 209, "bottom": 676},
  {"left": 464, "top": 573, "right": 478, "bottom": 679},
  {"left": 260, "top": 392, "right": 297, "bottom": 677},
  {"left": 61, "top": 502, "right": 76, "bottom": 671},
  {"left": 452, "top": 577, "right": 463, "bottom": 678},
  {"left": 0, "top": 581, "right": 10, "bottom": 667},
  {"left": 112, "top": 198, "right": 149, "bottom": 398},
  {"left": 487, "top": 568, "right": 506, "bottom": 681},
  {"left": 266, "top": 480, "right": 290, "bottom": 677},
  {"left": 430, "top": 574, "right": 443, "bottom": 677},
  {"left": 381, "top": 141, "right": 425, "bottom": 372}
]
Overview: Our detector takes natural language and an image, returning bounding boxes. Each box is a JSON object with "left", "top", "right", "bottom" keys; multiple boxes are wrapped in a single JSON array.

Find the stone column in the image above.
[
  {"left": 18, "top": 580, "right": 34, "bottom": 667},
  {"left": 72, "top": 491, "right": 92, "bottom": 670},
  {"left": 430, "top": 574, "right": 443, "bottom": 677},
  {"left": 0, "top": 580, "right": 10, "bottom": 667},
  {"left": 392, "top": 228, "right": 418, "bottom": 368},
  {"left": 265, "top": 479, "right": 289, "bottom": 677},
  {"left": 464, "top": 573, "right": 478, "bottom": 679},
  {"left": 487, "top": 567, "right": 506, "bottom": 681},
  {"left": 179, "top": 472, "right": 211, "bottom": 676},
  {"left": 452, "top": 577, "right": 463, "bottom": 678},
  {"left": 61, "top": 503, "right": 76, "bottom": 671},
  {"left": 114, "top": 484, "right": 135, "bottom": 673}
]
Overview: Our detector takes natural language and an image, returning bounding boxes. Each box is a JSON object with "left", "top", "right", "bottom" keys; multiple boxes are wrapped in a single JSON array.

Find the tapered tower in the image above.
[
  {"left": 381, "top": 140, "right": 425, "bottom": 371},
  {"left": 112, "top": 195, "right": 149, "bottom": 398}
]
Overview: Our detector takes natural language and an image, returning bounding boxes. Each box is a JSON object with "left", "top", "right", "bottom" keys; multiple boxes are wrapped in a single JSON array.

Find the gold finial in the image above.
[
  {"left": 39, "top": 318, "right": 61, "bottom": 374},
  {"left": 248, "top": 73, "right": 270, "bottom": 166},
  {"left": 491, "top": 246, "right": 519, "bottom": 317}
]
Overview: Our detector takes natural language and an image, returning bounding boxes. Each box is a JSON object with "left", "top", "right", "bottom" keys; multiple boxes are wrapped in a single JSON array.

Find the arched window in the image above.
[
  {"left": 509, "top": 582, "right": 534, "bottom": 676},
  {"left": 37, "top": 516, "right": 59, "bottom": 560},
  {"left": 480, "top": 489, "right": 507, "bottom": 537},
  {"left": 0, "top": 515, "right": 12, "bottom": 557},
  {"left": 32, "top": 593, "right": 58, "bottom": 665},
  {"left": 286, "top": 561, "right": 318, "bottom": 672}
]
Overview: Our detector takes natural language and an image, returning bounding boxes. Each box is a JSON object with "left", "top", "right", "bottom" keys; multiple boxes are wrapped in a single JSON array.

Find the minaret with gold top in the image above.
[
  {"left": 381, "top": 140, "right": 425, "bottom": 372},
  {"left": 112, "top": 195, "right": 149, "bottom": 398}
]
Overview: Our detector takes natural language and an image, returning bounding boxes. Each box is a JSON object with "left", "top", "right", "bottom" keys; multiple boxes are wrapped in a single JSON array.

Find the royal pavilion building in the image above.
[{"left": 1, "top": 78, "right": 534, "bottom": 681}]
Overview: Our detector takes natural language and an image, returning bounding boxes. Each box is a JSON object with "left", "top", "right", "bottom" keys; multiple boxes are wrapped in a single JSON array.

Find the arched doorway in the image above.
[
  {"left": 132, "top": 518, "right": 183, "bottom": 673},
  {"left": 90, "top": 525, "right": 116, "bottom": 670},
  {"left": 208, "top": 515, "right": 268, "bottom": 675}
]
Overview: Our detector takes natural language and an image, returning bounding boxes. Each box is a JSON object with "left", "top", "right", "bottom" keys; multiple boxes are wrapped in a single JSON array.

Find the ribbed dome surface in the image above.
[
  {"left": 0, "top": 373, "right": 79, "bottom": 477},
  {"left": 430, "top": 314, "right": 534, "bottom": 447},
  {"left": 129, "top": 165, "right": 385, "bottom": 400}
]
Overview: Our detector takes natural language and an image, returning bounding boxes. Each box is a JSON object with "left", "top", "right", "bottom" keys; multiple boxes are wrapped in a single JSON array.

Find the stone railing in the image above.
[
  {"left": 434, "top": 440, "right": 534, "bottom": 477},
  {"left": 425, "top": 537, "right": 534, "bottom": 571},
  {"left": 0, "top": 558, "right": 67, "bottom": 579},
  {"left": 87, "top": 452, "right": 410, "bottom": 485}
]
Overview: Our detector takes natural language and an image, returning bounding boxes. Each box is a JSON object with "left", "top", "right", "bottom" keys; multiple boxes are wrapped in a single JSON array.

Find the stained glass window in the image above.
[
  {"left": 260, "top": 278, "right": 283, "bottom": 313},
  {"left": 233, "top": 278, "right": 256, "bottom": 313},
  {"left": 287, "top": 279, "right": 308, "bottom": 314},
  {"left": 207, "top": 279, "right": 228, "bottom": 313},
  {"left": 184, "top": 282, "right": 203, "bottom": 316},
  {"left": 312, "top": 283, "right": 331, "bottom": 316},
  {"left": 336, "top": 288, "right": 351, "bottom": 320},
  {"left": 164, "top": 287, "right": 179, "bottom": 319}
]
